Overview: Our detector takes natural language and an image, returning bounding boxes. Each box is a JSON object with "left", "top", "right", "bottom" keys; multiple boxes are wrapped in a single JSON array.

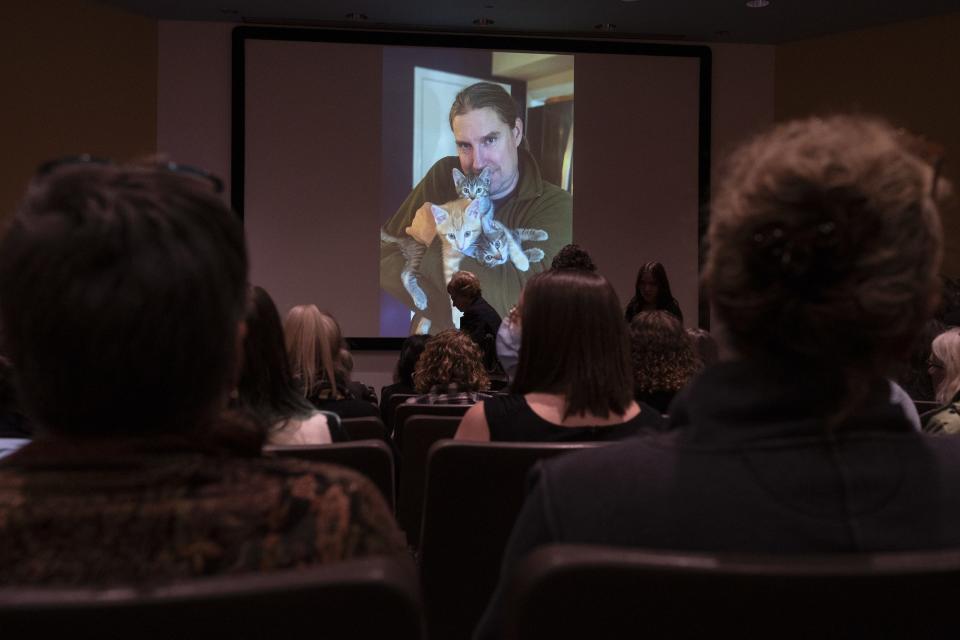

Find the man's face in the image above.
[{"left": 452, "top": 107, "right": 523, "bottom": 200}]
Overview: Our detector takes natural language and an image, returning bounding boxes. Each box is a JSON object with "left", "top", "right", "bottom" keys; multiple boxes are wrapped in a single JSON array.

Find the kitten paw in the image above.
[
  {"left": 524, "top": 248, "right": 545, "bottom": 263},
  {"left": 412, "top": 290, "right": 428, "bottom": 310},
  {"left": 532, "top": 230, "right": 548, "bottom": 241}
]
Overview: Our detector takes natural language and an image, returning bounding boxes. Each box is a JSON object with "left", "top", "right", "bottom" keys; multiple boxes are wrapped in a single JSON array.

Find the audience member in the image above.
[
  {"left": 234, "top": 286, "right": 346, "bottom": 444},
  {"left": 407, "top": 330, "right": 492, "bottom": 404},
  {"left": 476, "top": 115, "right": 960, "bottom": 638},
  {"left": 380, "top": 334, "right": 430, "bottom": 422},
  {"left": 629, "top": 311, "right": 701, "bottom": 413},
  {"left": 448, "top": 270, "right": 502, "bottom": 372},
  {"left": 549, "top": 243, "right": 597, "bottom": 272},
  {"left": 624, "top": 261, "right": 683, "bottom": 323},
  {"left": 496, "top": 243, "right": 598, "bottom": 380},
  {"left": 284, "top": 305, "right": 379, "bottom": 419},
  {"left": 0, "top": 160, "right": 404, "bottom": 585},
  {"left": 456, "top": 269, "right": 666, "bottom": 442},
  {"left": 923, "top": 328, "right": 960, "bottom": 434}
]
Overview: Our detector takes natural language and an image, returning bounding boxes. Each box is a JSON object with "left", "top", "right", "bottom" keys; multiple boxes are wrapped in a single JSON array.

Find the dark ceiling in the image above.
[{"left": 99, "top": 0, "right": 959, "bottom": 44}]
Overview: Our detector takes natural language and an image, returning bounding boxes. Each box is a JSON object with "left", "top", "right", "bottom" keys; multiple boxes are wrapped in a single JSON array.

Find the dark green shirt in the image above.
[{"left": 381, "top": 148, "right": 572, "bottom": 332}]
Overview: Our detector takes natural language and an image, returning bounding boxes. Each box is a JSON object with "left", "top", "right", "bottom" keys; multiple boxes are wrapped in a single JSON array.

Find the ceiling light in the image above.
[
  {"left": 473, "top": 17, "right": 495, "bottom": 26},
  {"left": 345, "top": 12, "right": 368, "bottom": 20},
  {"left": 594, "top": 23, "right": 616, "bottom": 31},
  {"left": 745, "top": 0, "right": 770, "bottom": 7}
]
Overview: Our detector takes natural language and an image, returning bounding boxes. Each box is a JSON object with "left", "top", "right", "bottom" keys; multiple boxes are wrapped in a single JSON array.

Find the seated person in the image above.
[
  {"left": 624, "top": 261, "right": 683, "bottom": 324},
  {"left": 234, "top": 286, "right": 347, "bottom": 444},
  {"left": 284, "top": 306, "right": 379, "bottom": 419},
  {"left": 476, "top": 116, "right": 960, "bottom": 639},
  {"left": 407, "top": 330, "right": 493, "bottom": 404},
  {"left": 923, "top": 327, "right": 960, "bottom": 434},
  {"left": 629, "top": 311, "right": 702, "bottom": 413},
  {"left": 456, "top": 269, "right": 666, "bottom": 443},
  {"left": 496, "top": 243, "right": 598, "bottom": 380},
  {"left": 0, "top": 159, "right": 404, "bottom": 585},
  {"left": 380, "top": 334, "right": 430, "bottom": 424},
  {"left": 448, "top": 270, "right": 502, "bottom": 372}
]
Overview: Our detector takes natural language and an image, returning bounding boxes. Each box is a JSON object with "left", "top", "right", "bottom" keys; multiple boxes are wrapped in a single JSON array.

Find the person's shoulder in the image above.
[{"left": 426, "top": 156, "right": 461, "bottom": 180}]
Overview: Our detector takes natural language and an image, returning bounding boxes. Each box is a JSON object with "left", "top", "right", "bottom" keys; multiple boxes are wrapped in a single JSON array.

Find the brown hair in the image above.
[
  {"left": 629, "top": 311, "right": 701, "bottom": 394},
  {"left": 447, "top": 270, "right": 481, "bottom": 301},
  {"left": 704, "top": 115, "right": 946, "bottom": 408},
  {"left": 449, "top": 82, "right": 521, "bottom": 130},
  {"left": 413, "top": 330, "right": 489, "bottom": 393},
  {"left": 0, "top": 162, "right": 248, "bottom": 435},
  {"left": 512, "top": 270, "right": 634, "bottom": 419}
]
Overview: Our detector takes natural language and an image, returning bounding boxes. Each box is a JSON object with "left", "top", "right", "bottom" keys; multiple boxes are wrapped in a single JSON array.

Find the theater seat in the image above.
[
  {"left": 505, "top": 543, "right": 960, "bottom": 640},
  {"left": 396, "top": 415, "right": 462, "bottom": 546},
  {"left": 341, "top": 415, "right": 388, "bottom": 442},
  {"left": 264, "top": 439, "right": 396, "bottom": 511},
  {"left": 0, "top": 555, "right": 423, "bottom": 640},
  {"left": 419, "top": 440, "right": 608, "bottom": 640}
]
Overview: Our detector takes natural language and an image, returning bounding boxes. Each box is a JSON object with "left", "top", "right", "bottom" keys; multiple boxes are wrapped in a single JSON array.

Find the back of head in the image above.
[
  {"left": 550, "top": 244, "right": 597, "bottom": 272},
  {"left": 237, "top": 286, "right": 312, "bottom": 422},
  {"left": 412, "top": 329, "right": 489, "bottom": 393},
  {"left": 629, "top": 311, "right": 700, "bottom": 394},
  {"left": 447, "top": 270, "right": 481, "bottom": 301},
  {"left": 513, "top": 269, "right": 633, "bottom": 418},
  {"left": 704, "top": 115, "right": 945, "bottom": 378},
  {"left": 931, "top": 328, "right": 960, "bottom": 403},
  {"left": 0, "top": 161, "right": 247, "bottom": 435},
  {"left": 283, "top": 305, "right": 346, "bottom": 398},
  {"left": 396, "top": 334, "right": 430, "bottom": 387}
]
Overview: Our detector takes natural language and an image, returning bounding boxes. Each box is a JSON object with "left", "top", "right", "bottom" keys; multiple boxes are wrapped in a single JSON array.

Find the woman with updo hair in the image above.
[{"left": 476, "top": 116, "right": 960, "bottom": 639}]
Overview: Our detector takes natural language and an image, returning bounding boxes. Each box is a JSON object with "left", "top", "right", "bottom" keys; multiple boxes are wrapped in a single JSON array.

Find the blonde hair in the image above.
[
  {"left": 283, "top": 305, "right": 348, "bottom": 400},
  {"left": 931, "top": 328, "right": 960, "bottom": 403}
]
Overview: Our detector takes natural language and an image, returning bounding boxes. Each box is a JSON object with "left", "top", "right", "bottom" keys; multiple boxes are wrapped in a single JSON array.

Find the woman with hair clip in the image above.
[
  {"left": 624, "top": 261, "right": 683, "bottom": 323},
  {"left": 455, "top": 269, "right": 666, "bottom": 442},
  {"left": 284, "top": 305, "right": 379, "bottom": 419},
  {"left": 923, "top": 327, "right": 960, "bottom": 434},
  {"left": 233, "top": 287, "right": 347, "bottom": 444},
  {"left": 475, "top": 115, "right": 960, "bottom": 640}
]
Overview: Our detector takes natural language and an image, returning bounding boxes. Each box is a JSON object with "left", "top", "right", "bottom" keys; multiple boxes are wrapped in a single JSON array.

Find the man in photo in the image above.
[{"left": 380, "top": 81, "right": 572, "bottom": 334}]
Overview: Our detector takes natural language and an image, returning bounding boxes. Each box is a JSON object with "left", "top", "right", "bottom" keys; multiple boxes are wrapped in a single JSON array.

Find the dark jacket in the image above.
[{"left": 476, "top": 360, "right": 960, "bottom": 639}]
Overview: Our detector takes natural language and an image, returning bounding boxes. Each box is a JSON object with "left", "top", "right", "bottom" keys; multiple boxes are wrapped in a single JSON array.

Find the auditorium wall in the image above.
[{"left": 1, "top": 0, "right": 157, "bottom": 224}]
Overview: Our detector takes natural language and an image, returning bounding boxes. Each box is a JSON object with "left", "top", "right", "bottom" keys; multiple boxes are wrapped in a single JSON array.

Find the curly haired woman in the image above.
[
  {"left": 629, "top": 310, "right": 701, "bottom": 413},
  {"left": 406, "top": 330, "right": 492, "bottom": 404}
]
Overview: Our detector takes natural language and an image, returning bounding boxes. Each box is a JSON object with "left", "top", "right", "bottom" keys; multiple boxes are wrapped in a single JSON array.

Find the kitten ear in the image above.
[
  {"left": 452, "top": 168, "right": 466, "bottom": 190},
  {"left": 478, "top": 166, "right": 493, "bottom": 186},
  {"left": 430, "top": 204, "right": 448, "bottom": 224},
  {"left": 465, "top": 198, "right": 484, "bottom": 218}
]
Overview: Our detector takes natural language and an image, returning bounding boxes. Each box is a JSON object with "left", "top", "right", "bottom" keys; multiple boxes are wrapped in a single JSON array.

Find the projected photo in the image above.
[{"left": 379, "top": 52, "right": 574, "bottom": 336}]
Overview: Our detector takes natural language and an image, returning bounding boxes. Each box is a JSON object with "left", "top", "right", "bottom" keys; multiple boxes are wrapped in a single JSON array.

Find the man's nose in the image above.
[{"left": 471, "top": 147, "right": 485, "bottom": 170}]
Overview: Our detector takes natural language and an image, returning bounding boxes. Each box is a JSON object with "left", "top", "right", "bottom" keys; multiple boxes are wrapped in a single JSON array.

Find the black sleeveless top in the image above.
[{"left": 482, "top": 394, "right": 665, "bottom": 442}]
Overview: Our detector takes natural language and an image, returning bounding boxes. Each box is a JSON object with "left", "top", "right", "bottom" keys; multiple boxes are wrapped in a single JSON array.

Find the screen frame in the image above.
[{"left": 231, "top": 26, "right": 712, "bottom": 350}]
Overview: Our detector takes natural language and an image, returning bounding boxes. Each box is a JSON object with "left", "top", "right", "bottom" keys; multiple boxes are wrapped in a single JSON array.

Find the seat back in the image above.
[
  {"left": 382, "top": 393, "right": 418, "bottom": 433},
  {"left": 392, "top": 402, "right": 470, "bottom": 443},
  {"left": 396, "top": 415, "right": 462, "bottom": 546},
  {"left": 419, "top": 440, "right": 607, "bottom": 640},
  {"left": 264, "top": 439, "right": 396, "bottom": 510},
  {"left": 341, "top": 415, "right": 388, "bottom": 442},
  {"left": 506, "top": 544, "right": 960, "bottom": 639},
  {"left": 0, "top": 555, "right": 423, "bottom": 640}
]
